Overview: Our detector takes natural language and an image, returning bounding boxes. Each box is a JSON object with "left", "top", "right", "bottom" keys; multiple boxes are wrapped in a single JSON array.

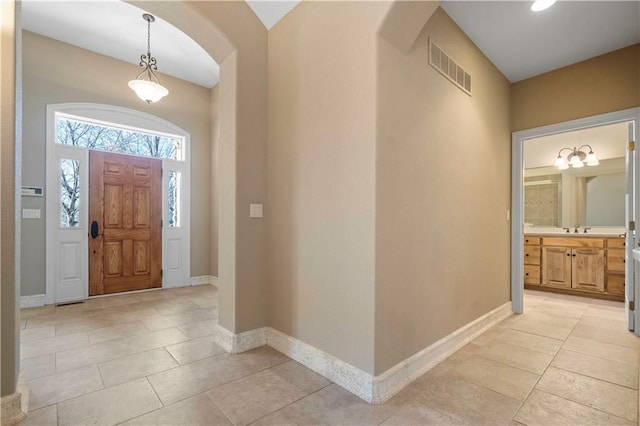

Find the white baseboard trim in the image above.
[
  {"left": 213, "top": 301, "right": 513, "bottom": 404},
  {"left": 214, "top": 325, "right": 267, "bottom": 354},
  {"left": 190, "top": 275, "right": 217, "bottom": 286},
  {"left": 20, "top": 294, "right": 45, "bottom": 309},
  {"left": 371, "top": 301, "right": 513, "bottom": 403},
  {"left": 267, "top": 327, "right": 375, "bottom": 402}
]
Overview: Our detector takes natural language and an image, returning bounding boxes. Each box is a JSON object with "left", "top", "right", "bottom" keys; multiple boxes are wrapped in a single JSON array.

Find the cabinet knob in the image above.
[
  {"left": 572, "top": 254, "right": 576, "bottom": 257},
  {"left": 525, "top": 254, "right": 529, "bottom": 257},
  {"left": 525, "top": 273, "right": 529, "bottom": 276},
  {"left": 567, "top": 253, "right": 571, "bottom": 257}
]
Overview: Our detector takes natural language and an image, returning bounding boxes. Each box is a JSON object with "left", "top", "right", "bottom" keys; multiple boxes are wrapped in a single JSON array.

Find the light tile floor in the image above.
[{"left": 18, "top": 286, "right": 640, "bottom": 425}]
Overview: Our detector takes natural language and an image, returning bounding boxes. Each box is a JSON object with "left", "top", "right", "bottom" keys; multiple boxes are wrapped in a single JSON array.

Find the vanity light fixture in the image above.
[
  {"left": 554, "top": 145, "right": 599, "bottom": 170},
  {"left": 531, "top": 0, "right": 557, "bottom": 12},
  {"left": 128, "top": 13, "right": 169, "bottom": 103}
]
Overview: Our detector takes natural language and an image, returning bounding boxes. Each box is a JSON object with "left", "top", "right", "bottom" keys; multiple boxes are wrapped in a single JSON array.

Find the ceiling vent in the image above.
[{"left": 429, "top": 38, "right": 471, "bottom": 96}]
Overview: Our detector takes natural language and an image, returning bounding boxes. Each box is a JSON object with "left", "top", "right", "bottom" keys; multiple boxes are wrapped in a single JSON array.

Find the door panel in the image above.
[
  {"left": 542, "top": 246, "right": 572, "bottom": 288},
  {"left": 572, "top": 248, "right": 605, "bottom": 292},
  {"left": 89, "top": 151, "right": 162, "bottom": 295}
]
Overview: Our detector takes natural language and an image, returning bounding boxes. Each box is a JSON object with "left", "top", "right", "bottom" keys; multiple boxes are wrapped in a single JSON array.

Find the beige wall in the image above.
[
  {"left": 512, "top": 44, "right": 640, "bottom": 131},
  {"left": 1, "top": 0, "right": 19, "bottom": 396},
  {"left": 375, "top": 8, "right": 512, "bottom": 374},
  {"left": 268, "top": 1, "right": 389, "bottom": 374},
  {"left": 155, "top": 1, "right": 268, "bottom": 333},
  {"left": 210, "top": 84, "right": 220, "bottom": 277},
  {"left": 21, "top": 31, "right": 214, "bottom": 296}
]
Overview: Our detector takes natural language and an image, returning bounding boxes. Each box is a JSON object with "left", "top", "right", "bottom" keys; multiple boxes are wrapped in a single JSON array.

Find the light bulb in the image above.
[
  {"left": 586, "top": 151, "right": 599, "bottom": 166},
  {"left": 531, "top": 0, "right": 556, "bottom": 12},
  {"left": 570, "top": 155, "right": 584, "bottom": 168},
  {"left": 554, "top": 155, "right": 568, "bottom": 169}
]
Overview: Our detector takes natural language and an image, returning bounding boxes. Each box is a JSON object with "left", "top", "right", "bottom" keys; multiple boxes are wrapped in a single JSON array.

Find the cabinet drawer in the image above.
[
  {"left": 524, "top": 265, "right": 540, "bottom": 284},
  {"left": 607, "top": 238, "right": 626, "bottom": 248},
  {"left": 542, "top": 237, "right": 604, "bottom": 248},
  {"left": 524, "top": 245, "right": 541, "bottom": 265},
  {"left": 524, "top": 236, "right": 541, "bottom": 245},
  {"left": 607, "top": 273, "right": 625, "bottom": 295},
  {"left": 607, "top": 248, "right": 625, "bottom": 272}
]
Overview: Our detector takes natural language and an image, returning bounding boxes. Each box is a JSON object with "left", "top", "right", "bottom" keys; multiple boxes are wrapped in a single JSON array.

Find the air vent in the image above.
[{"left": 428, "top": 38, "right": 471, "bottom": 96}]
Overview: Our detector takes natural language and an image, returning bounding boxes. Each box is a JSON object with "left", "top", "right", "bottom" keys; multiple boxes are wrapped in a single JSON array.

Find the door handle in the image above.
[{"left": 90, "top": 221, "right": 100, "bottom": 239}]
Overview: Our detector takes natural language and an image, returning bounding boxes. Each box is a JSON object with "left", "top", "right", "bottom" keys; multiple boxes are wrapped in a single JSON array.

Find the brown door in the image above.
[{"left": 89, "top": 151, "right": 162, "bottom": 295}]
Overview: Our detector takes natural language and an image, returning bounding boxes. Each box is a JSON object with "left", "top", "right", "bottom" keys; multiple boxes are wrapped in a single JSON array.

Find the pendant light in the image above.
[{"left": 128, "top": 13, "right": 169, "bottom": 103}]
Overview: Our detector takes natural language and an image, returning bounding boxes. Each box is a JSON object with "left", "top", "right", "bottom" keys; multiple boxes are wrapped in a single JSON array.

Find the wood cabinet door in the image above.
[
  {"left": 572, "top": 248, "right": 605, "bottom": 292},
  {"left": 542, "top": 246, "right": 572, "bottom": 288},
  {"left": 89, "top": 151, "right": 162, "bottom": 295}
]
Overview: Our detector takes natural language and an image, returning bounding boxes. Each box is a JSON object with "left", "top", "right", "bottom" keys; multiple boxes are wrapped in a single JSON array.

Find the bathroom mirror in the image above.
[
  {"left": 524, "top": 159, "right": 625, "bottom": 227},
  {"left": 523, "top": 122, "right": 628, "bottom": 228}
]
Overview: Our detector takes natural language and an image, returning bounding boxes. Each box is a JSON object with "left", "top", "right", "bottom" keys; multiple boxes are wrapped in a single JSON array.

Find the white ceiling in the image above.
[
  {"left": 524, "top": 122, "right": 629, "bottom": 169},
  {"left": 246, "top": 1, "right": 300, "bottom": 30},
  {"left": 21, "top": 1, "right": 640, "bottom": 88},
  {"left": 21, "top": 0, "right": 220, "bottom": 88},
  {"left": 441, "top": 1, "right": 640, "bottom": 82}
]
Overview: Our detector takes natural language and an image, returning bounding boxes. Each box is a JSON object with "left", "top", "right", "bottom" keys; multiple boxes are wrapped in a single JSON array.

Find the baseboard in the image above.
[
  {"left": 266, "top": 327, "right": 375, "bottom": 402},
  {"left": 214, "top": 325, "right": 267, "bottom": 354},
  {"left": 212, "top": 301, "right": 513, "bottom": 404},
  {"left": 371, "top": 301, "right": 513, "bottom": 403},
  {"left": 20, "top": 294, "right": 45, "bottom": 309},
  {"left": 190, "top": 275, "right": 217, "bottom": 286},
  {"left": 0, "top": 392, "right": 27, "bottom": 425}
]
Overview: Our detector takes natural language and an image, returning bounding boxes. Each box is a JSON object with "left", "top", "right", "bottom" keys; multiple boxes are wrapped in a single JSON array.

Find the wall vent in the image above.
[{"left": 428, "top": 38, "right": 471, "bottom": 96}]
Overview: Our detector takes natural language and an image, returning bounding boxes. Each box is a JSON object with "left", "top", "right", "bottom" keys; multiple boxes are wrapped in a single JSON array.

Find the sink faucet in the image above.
[
  {"left": 583, "top": 227, "right": 591, "bottom": 234},
  {"left": 574, "top": 224, "right": 580, "bottom": 233},
  {"left": 563, "top": 227, "right": 571, "bottom": 233}
]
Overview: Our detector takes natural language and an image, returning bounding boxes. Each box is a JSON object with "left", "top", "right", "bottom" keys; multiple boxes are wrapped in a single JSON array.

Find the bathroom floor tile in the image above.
[
  {"left": 20, "top": 354, "right": 56, "bottom": 381},
  {"left": 165, "top": 335, "right": 226, "bottom": 365},
  {"left": 27, "top": 365, "right": 104, "bottom": 410},
  {"left": 509, "top": 318, "right": 573, "bottom": 340},
  {"left": 177, "top": 319, "right": 218, "bottom": 339},
  {"left": 17, "top": 405, "right": 57, "bottom": 426},
  {"left": 476, "top": 340, "right": 554, "bottom": 375},
  {"left": 537, "top": 367, "right": 638, "bottom": 421},
  {"left": 552, "top": 348, "right": 638, "bottom": 389},
  {"left": 493, "top": 328, "right": 563, "bottom": 356},
  {"left": 57, "top": 378, "right": 162, "bottom": 426},
  {"left": 411, "top": 373, "right": 522, "bottom": 424},
  {"left": 515, "top": 389, "right": 634, "bottom": 425},
  {"left": 87, "top": 320, "right": 149, "bottom": 344},
  {"left": 121, "top": 393, "right": 231, "bottom": 426},
  {"left": 453, "top": 356, "right": 539, "bottom": 401},
  {"left": 98, "top": 347, "right": 179, "bottom": 387},
  {"left": 252, "top": 384, "right": 402, "bottom": 426},
  {"left": 207, "top": 369, "right": 308, "bottom": 425},
  {"left": 148, "top": 346, "right": 288, "bottom": 405},
  {"left": 562, "top": 336, "right": 639, "bottom": 366}
]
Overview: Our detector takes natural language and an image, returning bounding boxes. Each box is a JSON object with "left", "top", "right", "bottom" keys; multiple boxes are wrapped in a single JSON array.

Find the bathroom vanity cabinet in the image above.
[{"left": 524, "top": 235, "right": 625, "bottom": 301}]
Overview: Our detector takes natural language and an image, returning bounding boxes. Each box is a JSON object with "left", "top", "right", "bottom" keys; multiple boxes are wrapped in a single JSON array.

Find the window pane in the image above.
[
  {"left": 168, "top": 171, "right": 181, "bottom": 228},
  {"left": 56, "top": 116, "right": 182, "bottom": 161},
  {"left": 60, "top": 159, "right": 80, "bottom": 227}
]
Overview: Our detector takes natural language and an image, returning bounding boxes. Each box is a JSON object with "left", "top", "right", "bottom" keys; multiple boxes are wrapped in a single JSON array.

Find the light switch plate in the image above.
[
  {"left": 250, "top": 203, "right": 263, "bottom": 218},
  {"left": 23, "top": 208, "right": 41, "bottom": 219}
]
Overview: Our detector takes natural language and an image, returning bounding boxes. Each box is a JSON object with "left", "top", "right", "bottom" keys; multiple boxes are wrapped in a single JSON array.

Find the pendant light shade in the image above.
[
  {"left": 128, "top": 80, "right": 169, "bottom": 104},
  {"left": 129, "top": 14, "right": 169, "bottom": 103},
  {"left": 554, "top": 145, "right": 599, "bottom": 170}
]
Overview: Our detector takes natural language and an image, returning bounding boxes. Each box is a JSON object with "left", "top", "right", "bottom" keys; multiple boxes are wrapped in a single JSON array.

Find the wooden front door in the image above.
[{"left": 89, "top": 151, "right": 162, "bottom": 295}]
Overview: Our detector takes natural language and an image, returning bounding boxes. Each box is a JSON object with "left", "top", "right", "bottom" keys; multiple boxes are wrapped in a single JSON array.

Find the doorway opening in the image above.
[
  {"left": 511, "top": 108, "right": 640, "bottom": 334},
  {"left": 45, "top": 103, "right": 191, "bottom": 304}
]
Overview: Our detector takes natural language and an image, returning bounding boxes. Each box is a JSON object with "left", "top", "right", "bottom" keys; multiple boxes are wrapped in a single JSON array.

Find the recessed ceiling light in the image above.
[{"left": 531, "top": 0, "right": 556, "bottom": 12}]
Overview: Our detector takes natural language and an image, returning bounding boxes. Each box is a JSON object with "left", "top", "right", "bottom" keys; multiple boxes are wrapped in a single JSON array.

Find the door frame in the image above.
[
  {"left": 45, "top": 103, "right": 191, "bottom": 304},
  {"left": 511, "top": 108, "right": 640, "bottom": 331}
]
